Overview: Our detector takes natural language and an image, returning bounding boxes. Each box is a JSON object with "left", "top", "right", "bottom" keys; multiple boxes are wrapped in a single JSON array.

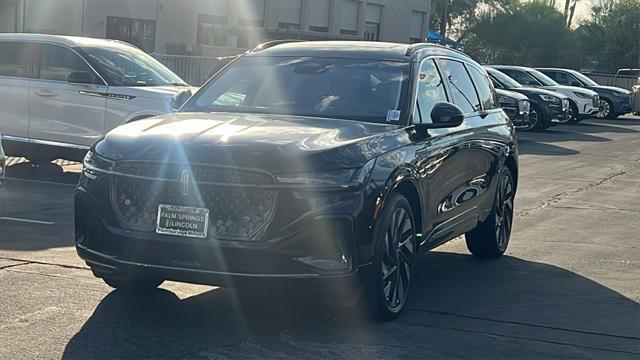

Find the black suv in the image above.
[
  {"left": 486, "top": 67, "right": 570, "bottom": 131},
  {"left": 75, "top": 41, "right": 518, "bottom": 320}
]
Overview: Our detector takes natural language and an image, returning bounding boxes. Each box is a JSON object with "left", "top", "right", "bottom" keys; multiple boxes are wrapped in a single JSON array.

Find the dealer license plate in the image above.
[{"left": 156, "top": 204, "right": 209, "bottom": 238}]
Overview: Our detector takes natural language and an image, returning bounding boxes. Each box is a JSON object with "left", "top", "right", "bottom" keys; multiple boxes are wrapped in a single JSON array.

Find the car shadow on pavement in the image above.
[
  {"left": 62, "top": 252, "right": 639, "bottom": 359},
  {"left": 517, "top": 139, "right": 580, "bottom": 156},
  {"left": 5, "top": 161, "right": 80, "bottom": 185}
]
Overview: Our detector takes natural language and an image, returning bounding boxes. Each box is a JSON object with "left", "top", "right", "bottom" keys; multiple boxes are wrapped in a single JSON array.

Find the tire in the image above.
[
  {"left": 465, "top": 167, "right": 515, "bottom": 258},
  {"left": 567, "top": 101, "right": 582, "bottom": 123},
  {"left": 530, "top": 104, "right": 550, "bottom": 131},
  {"left": 97, "top": 271, "right": 164, "bottom": 291},
  {"left": 363, "top": 192, "right": 417, "bottom": 321},
  {"left": 596, "top": 98, "right": 614, "bottom": 119}
]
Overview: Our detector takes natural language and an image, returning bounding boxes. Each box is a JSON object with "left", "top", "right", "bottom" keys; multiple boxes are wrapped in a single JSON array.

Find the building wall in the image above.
[{"left": 4, "top": 0, "right": 431, "bottom": 55}]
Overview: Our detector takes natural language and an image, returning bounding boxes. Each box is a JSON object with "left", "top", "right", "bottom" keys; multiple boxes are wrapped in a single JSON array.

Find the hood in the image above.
[
  {"left": 587, "top": 85, "right": 632, "bottom": 95},
  {"left": 495, "top": 89, "right": 527, "bottom": 101},
  {"left": 508, "top": 86, "right": 568, "bottom": 99},
  {"left": 95, "top": 112, "right": 409, "bottom": 172},
  {"left": 109, "top": 85, "right": 198, "bottom": 100},
  {"left": 542, "top": 85, "right": 598, "bottom": 96}
]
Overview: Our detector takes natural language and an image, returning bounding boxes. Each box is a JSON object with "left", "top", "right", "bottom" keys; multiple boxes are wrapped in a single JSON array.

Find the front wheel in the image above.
[
  {"left": 596, "top": 98, "right": 614, "bottom": 119},
  {"left": 567, "top": 101, "right": 582, "bottom": 123},
  {"left": 363, "top": 193, "right": 417, "bottom": 321},
  {"left": 530, "top": 104, "right": 550, "bottom": 131},
  {"left": 466, "top": 167, "right": 515, "bottom": 258}
]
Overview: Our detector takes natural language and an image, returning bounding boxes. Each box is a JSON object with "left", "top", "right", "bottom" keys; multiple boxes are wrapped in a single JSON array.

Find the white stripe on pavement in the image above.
[{"left": 0, "top": 217, "right": 56, "bottom": 225}]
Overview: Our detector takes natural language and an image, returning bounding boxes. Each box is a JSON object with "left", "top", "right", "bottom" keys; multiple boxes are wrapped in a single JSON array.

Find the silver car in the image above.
[{"left": 0, "top": 34, "right": 197, "bottom": 163}]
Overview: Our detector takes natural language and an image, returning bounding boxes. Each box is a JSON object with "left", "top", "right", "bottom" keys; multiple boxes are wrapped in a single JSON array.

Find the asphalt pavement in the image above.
[{"left": 0, "top": 117, "right": 639, "bottom": 359}]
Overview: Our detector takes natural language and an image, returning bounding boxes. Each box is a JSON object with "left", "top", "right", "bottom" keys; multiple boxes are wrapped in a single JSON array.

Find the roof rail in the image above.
[
  {"left": 252, "top": 39, "right": 307, "bottom": 52},
  {"left": 405, "top": 42, "right": 467, "bottom": 57},
  {"left": 405, "top": 43, "right": 432, "bottom": 56}
]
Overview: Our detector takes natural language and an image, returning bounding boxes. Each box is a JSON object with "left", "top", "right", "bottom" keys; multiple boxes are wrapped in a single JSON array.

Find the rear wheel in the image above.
[
  {"left": 363, "top": 193, "right": 417, "bottom": 321},
  {"left": 466, "top": 167, "right": 515, "bottom": 258}
]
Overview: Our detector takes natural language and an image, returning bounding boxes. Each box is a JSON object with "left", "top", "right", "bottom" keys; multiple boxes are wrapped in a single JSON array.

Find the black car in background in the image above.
[
  {"left": 486, "top": 67, "right": 569, "bottom": 130},
  {"left": 536, "top": 68, "right": 633, "bottom": 119},
  {"left": 495, "top": 88, "right": 532, "bottom": 130},
  {"left": 75, "top": 41, "right": 518, "bottom": 320}
]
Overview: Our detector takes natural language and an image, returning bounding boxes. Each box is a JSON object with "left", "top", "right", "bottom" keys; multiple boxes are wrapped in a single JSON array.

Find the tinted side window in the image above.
[
  {"left": 439, "top": 59, "right": 480, "bottom": 113},
  {"left": 0, "top": 42, "right": 35, "bottom": 78},
  {"left": 502, "top": 69, "right": 540, "bottom": 86},
  {"left": 39, "top": 44, "right": 96, "bottom": 82},
  {"left": 545, "top": 71, "right": 569, "bottom": 84},
  {"left": 467, "top": 65, "right": 498, "bottom": 110},
  {"left": 415, "top": 59, "right": 448, "bottom": 124}
]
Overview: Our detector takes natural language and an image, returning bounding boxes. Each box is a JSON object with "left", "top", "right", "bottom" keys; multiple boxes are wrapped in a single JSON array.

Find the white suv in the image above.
[{"left": 0, "top": 34, "right": 197, "bottom": 163}]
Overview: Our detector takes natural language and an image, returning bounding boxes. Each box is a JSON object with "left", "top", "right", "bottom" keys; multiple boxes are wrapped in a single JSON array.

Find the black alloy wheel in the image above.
[
  {"left": 530, "top": 104, "right": 549, "bottom": 131},
  {"left": 466, "top": 167, "right": 515, "bottom": 258},
  {"left": 596, "top": 98, "right": 614, "bottom": 119},
  {"left": 364, "top": 193, "right": 416, "bottom": 321}
]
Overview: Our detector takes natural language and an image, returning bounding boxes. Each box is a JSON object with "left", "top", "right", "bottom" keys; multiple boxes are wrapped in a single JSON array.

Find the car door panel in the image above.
[{"left": 28, "top": 44, "right": 107, "bottom": 147}]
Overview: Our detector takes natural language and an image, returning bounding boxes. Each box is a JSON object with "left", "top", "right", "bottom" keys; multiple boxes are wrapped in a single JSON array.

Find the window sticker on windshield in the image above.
[{"left": 387, "top": 110, "right": 401, "bottom": 122}]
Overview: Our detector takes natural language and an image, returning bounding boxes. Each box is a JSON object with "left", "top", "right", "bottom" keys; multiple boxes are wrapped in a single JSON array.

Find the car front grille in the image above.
[{"left": 110, "top": 163, "right": 277, "bottom": 241}]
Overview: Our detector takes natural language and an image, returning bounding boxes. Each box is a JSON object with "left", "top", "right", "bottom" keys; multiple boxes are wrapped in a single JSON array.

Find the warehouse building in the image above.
[{"left": 0, "top": 0, "right": 431, "bottom": 56}]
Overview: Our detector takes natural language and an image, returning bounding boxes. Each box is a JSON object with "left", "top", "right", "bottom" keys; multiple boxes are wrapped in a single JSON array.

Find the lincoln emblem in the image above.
[{"left": 180, "top": 169, "right": 190, "bottom": 196}]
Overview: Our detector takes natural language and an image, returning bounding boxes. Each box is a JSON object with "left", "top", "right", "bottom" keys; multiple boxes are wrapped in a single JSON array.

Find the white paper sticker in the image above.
[{"left": 386, "top": 110, "right": 401, "bottom": 122}]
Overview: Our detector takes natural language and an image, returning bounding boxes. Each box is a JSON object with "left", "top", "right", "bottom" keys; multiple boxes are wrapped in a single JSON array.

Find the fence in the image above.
[
  {"left": 153, "top": 53, "right": 234, "bottom": 86},
  {"left": 586, "top": 74, "right": 639, "bottom": 91}
]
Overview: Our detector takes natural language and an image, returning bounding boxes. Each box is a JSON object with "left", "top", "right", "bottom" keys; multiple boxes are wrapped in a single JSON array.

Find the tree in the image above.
[
  {"left": 463, "top": 2, "right": 576, "bottom": 66},
  {"left": 576, "top": 0, "right": 640, "bottom": 70}
]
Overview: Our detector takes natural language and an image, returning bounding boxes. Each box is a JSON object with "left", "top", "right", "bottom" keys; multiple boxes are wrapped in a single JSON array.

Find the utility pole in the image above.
[{"left": 440, "top": 0, "right": 448, "bottom": 37}]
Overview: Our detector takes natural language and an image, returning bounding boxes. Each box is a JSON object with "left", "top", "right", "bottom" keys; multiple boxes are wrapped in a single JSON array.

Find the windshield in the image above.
[
  {"left": 487, "top": 68, "right": 522, "bottom": 88},
  {"left": 526, "top": 69, "right": 559, "bottom": 86},
  {"left": 183, "top": 56, "right": 410, "bottom": 124},
  {"left": 80, "top": 46, "right": 186, "bottom": 87},
  {"left": 568, "top": 70, "right": 598, "bottom": 86}
]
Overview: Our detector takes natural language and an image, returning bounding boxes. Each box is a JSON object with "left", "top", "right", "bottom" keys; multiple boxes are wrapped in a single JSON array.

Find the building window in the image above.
[
  {"left": 232, "top": 0, "right": 265, "bottom": 28},
  {"left": 106, "top": 16, "right": 156, "bottom": 52},
  {"left": 197, "top": 14, "right": 228, "bottom": 47},
  {"left": 279, "top": 0, "right": 302, "bottom": 30},
  {"left": 308, "top": 0, "right": 331, "bottom": 33},
  {"left": 410, "top": 11, "right": 427, "bottom": 44},
  {"left": 364, "top": 4, "right": 382, "bottom": 41},
  {"left": 340, "top": 0, "right": 359, "bottom": 35},
  {"left": 364, "top": 23, "right": 380, "bottom": 41}
]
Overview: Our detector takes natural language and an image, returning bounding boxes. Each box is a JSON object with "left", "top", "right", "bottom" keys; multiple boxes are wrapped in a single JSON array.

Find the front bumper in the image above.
[
  {"left": 542, "top": 103, "right": 569, "bottom": 124},
  {"left": 74, "top": 171, "right": 375, "bottom": 294},
  {"left": 575, "top": 97, "right": 599, "bottom": 117}
]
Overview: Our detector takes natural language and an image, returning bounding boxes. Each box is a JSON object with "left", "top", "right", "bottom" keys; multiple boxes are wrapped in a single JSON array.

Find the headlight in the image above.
[
  {"left": 540, "top": 94, "right": 560, "bottom": 103},
  {"left": 83, "top": 151, "right": 115, "bottom": 173},
  {"left": 497, "top": 96, "right": 516, "bottom": 104},
  {"left": 518, "top": 99, "right": 530, "bottom": 114},
  {"left": 276, "top": 158, "right": 376, "bottom": 186},
  {"left": 573, "top": 91, "right": 592, "bottom": 99}
]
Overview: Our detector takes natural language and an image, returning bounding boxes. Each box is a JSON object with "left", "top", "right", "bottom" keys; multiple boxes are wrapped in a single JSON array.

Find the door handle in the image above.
[{"left": 34, "top": 90, "right": 58, "bottom": 98}]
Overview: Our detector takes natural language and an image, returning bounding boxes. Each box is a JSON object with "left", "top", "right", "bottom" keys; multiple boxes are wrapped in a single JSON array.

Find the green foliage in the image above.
[
  {"left": 576, "top": 0, "right": 640, "bottom": 70},
  {"left": 457, "top": 0, "right": 640, "bottom": 71}
]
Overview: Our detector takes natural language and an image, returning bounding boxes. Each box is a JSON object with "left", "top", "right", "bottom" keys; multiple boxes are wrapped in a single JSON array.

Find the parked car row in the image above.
[{"left": 483, "top": 65, "right": 634, "bottom": 131}]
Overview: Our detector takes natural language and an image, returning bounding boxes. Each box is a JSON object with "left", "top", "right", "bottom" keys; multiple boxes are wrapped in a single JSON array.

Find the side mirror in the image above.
[
  {"left": 570, "top": 81, "right": 582, "bottom": 87},
  {"left": 68, "top": 71, "right": 94, "bottom": 84},
  {"left": 415, "top": 102, "right": 465, "bottom": 131}
]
